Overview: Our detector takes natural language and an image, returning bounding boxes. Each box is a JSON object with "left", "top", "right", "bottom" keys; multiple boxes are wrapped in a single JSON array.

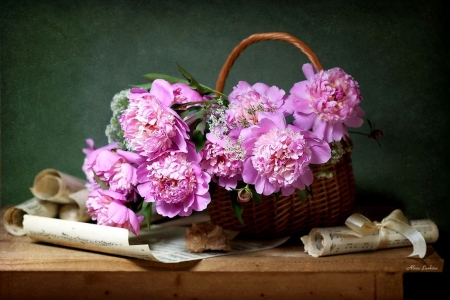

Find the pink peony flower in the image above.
[
  {"left": 82, "top": 139, "right": 119, "bottom": 191},
  {"left": 288, "top": 63, "right": 365, "bottom": 142},
  {"left": 240, "top": 112, "right": 331, "bottom": 196},
  {"left": 226, "top": 81, "right": 286, "bottom": 129},
  {"left": 86, "top": 189, "right": 144, "bottom": 235},
  {"left": 82, "top": 139, "right": 144, "bottom": 199},
  {"left": 119, "top": 79, "right": 190, "bottom": 159},
  {"left": 136, "top": 142, "right": 211, "bottom": 218},
  {"left": 200, "top": 132, "right": 244, "bottom": 190}
]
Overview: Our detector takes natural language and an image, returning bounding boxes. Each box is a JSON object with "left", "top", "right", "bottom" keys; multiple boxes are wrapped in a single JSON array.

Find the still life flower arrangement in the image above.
[{"left": 81, "top": 57, "right": 381, "bottom": 237}]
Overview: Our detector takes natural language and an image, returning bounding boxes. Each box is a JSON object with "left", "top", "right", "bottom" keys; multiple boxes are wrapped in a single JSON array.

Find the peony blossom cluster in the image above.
[{"left": 83, "top": 63, "right": 365, "bottom": 235}]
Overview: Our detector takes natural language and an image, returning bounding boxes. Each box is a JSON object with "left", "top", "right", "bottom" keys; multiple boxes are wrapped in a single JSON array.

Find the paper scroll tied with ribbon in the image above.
[{"left": 301, "top": 209, "right": 438, "bottom": 258}]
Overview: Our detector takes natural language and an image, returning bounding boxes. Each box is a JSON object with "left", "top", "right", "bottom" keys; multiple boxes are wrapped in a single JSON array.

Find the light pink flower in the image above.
[
  {"left": 136, "top": 142, "right": 211, "bottom": 218},
  {"left": 119, "top": 80, "right": 190, "bottom": 159},
  {"left": 86, "top": 189, "right": 144, "bottom": 235},
  {"left": 288, "top": 63, "right": 365, "bottom": 142},
  {"left": 226, "top": 81, "right": 286, "bottom": 128},
  {"left": 240, "top": 112, "right": 331, "bottom": 196},
  {"left": 200, "top": 132, "right": 244, "bottom": 190}
]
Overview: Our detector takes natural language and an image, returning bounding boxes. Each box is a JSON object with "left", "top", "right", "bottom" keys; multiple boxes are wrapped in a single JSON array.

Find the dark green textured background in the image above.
[{"left": 1, "top": 0, "right": 449, "bottom": 296}]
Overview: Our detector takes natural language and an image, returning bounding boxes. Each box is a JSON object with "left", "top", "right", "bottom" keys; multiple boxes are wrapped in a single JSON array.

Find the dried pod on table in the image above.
[{"left": 184, "top": 222, "right": 232, "bottom": 253}]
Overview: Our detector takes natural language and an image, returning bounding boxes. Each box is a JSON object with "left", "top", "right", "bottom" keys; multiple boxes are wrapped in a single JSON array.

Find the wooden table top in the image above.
[{"left": 0, "top": 210, "right": 444, "bottom": 274}]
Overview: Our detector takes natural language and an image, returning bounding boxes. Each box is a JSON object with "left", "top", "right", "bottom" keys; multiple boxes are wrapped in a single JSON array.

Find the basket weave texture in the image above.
[{"left": 207, "top": 32, "right": 356, "bottom": 238}]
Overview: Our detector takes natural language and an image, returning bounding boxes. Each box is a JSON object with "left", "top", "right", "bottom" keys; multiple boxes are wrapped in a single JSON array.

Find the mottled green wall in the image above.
[{"left": 1, "top": 0, "right": 448, "bottom": 295}]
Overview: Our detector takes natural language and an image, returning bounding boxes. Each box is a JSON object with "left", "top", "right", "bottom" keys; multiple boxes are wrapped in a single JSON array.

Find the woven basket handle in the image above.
[{"left": 215, "top": 32, "right": 323, "bottom": 93}]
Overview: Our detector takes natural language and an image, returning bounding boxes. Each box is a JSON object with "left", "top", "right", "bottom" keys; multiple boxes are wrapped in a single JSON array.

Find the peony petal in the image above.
[
  {"left": 190, "top": 193, "right": 211, "bottom": 211},
  {"left": 156, "top": 201, "right": 182, "bottom": 218},
  {"left": 136, "top": 182, "right": 156, "bottom": 202},
  {"left": 264, "top": 85, "right": 286, "bottom": 102},
  {"left": 344, "top": 115, "right": 364, "bottom": 128},
  {"left": 252, "top": 82, "right": 270, "bottom": 95},
  {"left": 98, "top": 189, "right": 127, "bottom": 202},
  {"left": 302, "top": 63, "right": 316, "bottom": 80},
  {"left": 293, "top": 112, "right": 316, "bottom": 130},
  {"left": 128, "top": 214, "right": 144, "bottom": 236},
  {"left": 149, "top": 79, "right": 175, "bottom": 107},
  {"left": 177, "top": 207, "right": 193, "bottom": 217},
  {"left": 289, "top": 81, "right": 309, "bottom": 99},
  {"left": 254, "top": 175, "right": 266, "bottom": 195},
  {"left": 242, "top": 158, "right": 258, "bottom": 184},
  {"left": 263, "top": 181, "right": 277, "bottom": 195},
  {"left": 258, "top": 112, "right": 286, "bottom": 130},
  {"left": 108, "top": 200, "right": 128, "bottom": 224},
  {"left": 182, "top": 193, "right": 195, "bottom": 211},
  {"left": 323, "top": 123, "right": 334, "bottom": 143},
  {"left": 309, "top": 142, "right": 332, "bottom": 164},
  {"left": 291, "top": 97, "right": 313, "bottom": 114},
  {"left": 332, "top": 122, "right": 348, "bottom": 141},
  {"left": 312, "top": 119, "right": 327, "bottom": 140},
  {"left": 120, "top": 163, "right": 138, "bottom": 185},
  {"left": 298, "top": 169, "right": 314, "bottom": 187},
  {"left": 281, "top": 186, "right": 296, "bottom": 196},
  {"left": 218, "top": 176, "right": 239, "bottom": 190},
  {"left": 172, "top": 127, "right": 188, "bottom": 153},
  {"left": 86, "top": 142, "right": 119, "bottom": 166},
  {"left": 116, "top": 149, "right": 145, "bottom": 165}
]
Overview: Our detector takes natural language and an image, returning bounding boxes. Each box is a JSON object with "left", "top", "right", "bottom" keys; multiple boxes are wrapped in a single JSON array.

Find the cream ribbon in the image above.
[{"left": 344, "top": 209, "right": 427, "bottom": 258}]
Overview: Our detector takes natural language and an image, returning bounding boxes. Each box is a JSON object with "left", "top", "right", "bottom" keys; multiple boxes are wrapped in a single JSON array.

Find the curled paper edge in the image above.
[
  {"left": 29, "top": 168, "right": 87, "bottom": 204},
  {"left": 2, "top": 198, "right": 59, "bottom": 236},
  {"left": 58, "top": 189, "right": 91, "bottom": 222}
]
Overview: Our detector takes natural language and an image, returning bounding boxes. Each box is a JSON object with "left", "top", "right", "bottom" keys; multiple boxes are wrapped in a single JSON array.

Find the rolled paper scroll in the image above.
[
  {"left": 29, "top": 168, "right": 87, "bottom": 204},
  {"left": 58, "top": 189, "right": 91, "bottom": 222},
  {"left": 2, "top": 198, "right": 59, "bottom": 236},
  {"left": 301, "top": 209, "right": 439, "bottom": 258}
]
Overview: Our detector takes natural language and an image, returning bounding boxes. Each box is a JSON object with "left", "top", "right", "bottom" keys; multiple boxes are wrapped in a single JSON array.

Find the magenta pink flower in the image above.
[
  {"left": 288, "top": 64, "right": 365, "bottom": 142},
  {"left": 83, "top": 140, "right": 144, "bottom": 200},
  {"left": 240, "top": 112, "right": 331, "bottom": 196},
  {"left": 226, "top": 81, "right": 286, "bottom": 128},
  {"left": 136, "top": 142, "right": 211, "bottom": 218},
  {"left": 119, "top": 80, "right": 190, "bottom": 159},
  {"left": 86, "top": 189, "right": 144, "bottom": 235},
  {"left": 82, "top": 139, "right": 119, "bottom": 191},
  {"left": 200, "top": 132, "right": 244, "bottom": 190}
]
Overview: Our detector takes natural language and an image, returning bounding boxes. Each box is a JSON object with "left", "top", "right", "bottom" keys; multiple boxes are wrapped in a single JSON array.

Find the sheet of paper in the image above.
[
  {"left": 301, "top": 219, "right": 438, "bottom": 257},
  {"left": 23, "top": 215, "right": 289, "bottom": 263}
]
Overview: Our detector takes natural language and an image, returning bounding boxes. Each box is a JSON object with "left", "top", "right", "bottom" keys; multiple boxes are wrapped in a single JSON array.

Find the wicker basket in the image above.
[{"left": 207, "top": 32, "right": 356, "bottom": 238}]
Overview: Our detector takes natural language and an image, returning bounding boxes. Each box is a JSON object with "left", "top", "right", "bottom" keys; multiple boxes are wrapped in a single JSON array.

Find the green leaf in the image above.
[
  {"left": 142, "top": 202, "right": 152, "bottom": 230},
  {"left": 195, "top": 118, "right": 206, "bottom": 134},
  {"left": 191, "top": 130, "right": 207, "bottom": 152},
  {"left": 93, "top": 172, "right": 108, "bottom": 190},
  {"left": 249, "top": 186, "right": 262, "bottom": 205},
  {"left": 184, "top": 110, "right": 205, "bottom": 126},
  {"left": 298, "top": 189, "right": 308, "bottom": 204},
  {"left": 178, "top": 106, "right": 203, "bottom": 119},
  {"left": 142, "top": 73, "right": 188, "bottom": 84},
  {"left": 198, "top": 83, "right": 228, "bottom": 97},
  {"left": 129, "top": 83, "right": 152, "bottom": 89},
  {"left": 175, "top": 62, "right": 226, "bottom": 96},
  {"left": 230, "top": 190, "right": 245, "bottom": 224},
  {"left": 273, "top": 192, "right": 280, "bottom": 202}
]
